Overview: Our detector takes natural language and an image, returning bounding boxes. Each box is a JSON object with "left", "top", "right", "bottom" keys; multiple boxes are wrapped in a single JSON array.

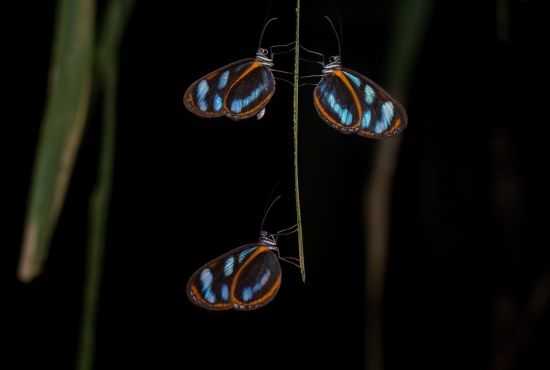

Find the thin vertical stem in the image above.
[
  {"left": 293, "top": 0, "right": 305, "bottom": 282},
  {"left": 76, "top": 2, "right": 135, "bottom": 369},
  {"left": 76, "top": 65, "right": 116, "bottom": 370}
]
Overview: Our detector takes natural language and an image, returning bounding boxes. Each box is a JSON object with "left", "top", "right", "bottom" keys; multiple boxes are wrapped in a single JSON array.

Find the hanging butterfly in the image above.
[
  {"left": 186, "top": 227, "right": 298, "bottom": 311},
  {"left": 183, "top": 48, "right": 275, "bottom": 120},
  {"left": 313, "top": 55, "right": 408, "bottom": 138},
  {"left": 186, "top": 194, "right": 298, "bottom": 311},
  {"left": 307, "top": 17, "right": 408, "bottom": 138},
  {"left": 183, "top": 18, "right": 282, "bottom": 121}
]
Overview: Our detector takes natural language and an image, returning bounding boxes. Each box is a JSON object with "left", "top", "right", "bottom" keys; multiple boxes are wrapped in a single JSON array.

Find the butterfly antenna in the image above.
[
  {"left": 261, "top": 1, "right": 274, "bottom": 31},
  {"left": 329, "top": 2, "right": 344, "bottom": 52},
  {"left": 336, "top": 9, "right": 344, "bottom": 49},
  {"left": 258, "top": 17, "right": 278, "bottom": 50},
  {"left": 324, "top": 15, "right": 342, "bottom": 57},
  {"left": 260, "top": 195, "right": 282, "bottom": 231},
  {"left": 261, "top": 181, "right": 281, "bottom": 218}
]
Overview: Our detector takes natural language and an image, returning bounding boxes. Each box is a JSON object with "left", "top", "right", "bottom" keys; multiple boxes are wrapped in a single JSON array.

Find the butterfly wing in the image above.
[
  {"left": 223, "top": 61, "right": 275, "bottom": 120},
  {"left": 313, "top": 68, "right": 407, "bottom": 138},
  {"left": 183, "top": 59, "right": 275, "bottom": 120},
  {"left": 186, "top": 243, "right": 281, "bottom": 311},
  {"left": 229, "top": 244, "right": 282, "bottom": 310},
  {"left": 184, "top": 59, "right": 254, "bottom": 118}
]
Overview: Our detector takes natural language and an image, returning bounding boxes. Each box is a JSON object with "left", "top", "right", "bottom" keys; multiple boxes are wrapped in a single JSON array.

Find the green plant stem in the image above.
[
  {"left": 76, "top": 2, "right": 135, "bottom": 370},
  {"left": 293, "top": 0, "right": 305, "bottom": 283}
]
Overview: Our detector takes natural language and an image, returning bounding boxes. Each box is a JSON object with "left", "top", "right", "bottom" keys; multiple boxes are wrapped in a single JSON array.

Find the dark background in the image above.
[{"left": 5, "top": 0, "right": 549, "bottom": 369}]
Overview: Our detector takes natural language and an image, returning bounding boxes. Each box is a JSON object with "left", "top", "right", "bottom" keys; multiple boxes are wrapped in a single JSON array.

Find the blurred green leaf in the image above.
[
  {"left": 364, "top": 1, "right": 434, "bottom": 369},
  {"left": 496, "top": 0, "right": 509, "bottom": 43},
  {"left": 18, "top": 0, "right": 96, "bottom": 282}
]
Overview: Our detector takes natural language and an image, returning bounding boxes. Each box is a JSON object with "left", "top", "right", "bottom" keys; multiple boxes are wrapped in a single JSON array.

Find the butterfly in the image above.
[
  {"left": 313, "top": 54, "right": 408, "bottom": 138},
  {"left": 186, "top": 228, "right": 297, "bottom": 311},
  {"left": 183, "top": 46, "right": 276, "bottom": 121}
]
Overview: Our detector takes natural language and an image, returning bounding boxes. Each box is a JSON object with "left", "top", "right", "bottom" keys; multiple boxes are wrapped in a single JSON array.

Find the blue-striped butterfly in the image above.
[
  {"left": 183, "top": 48, "right": 275, "bottom": 120},
  {"left": 187, "top": 230, "right": 285, "bottom": 310},
  {"left": 309, "top": 17, "right": 408, "bottom": 138},
  {"left": 186, "top": 195, "right": 298, "bottom": 311},
  {"left": 183, "top": 19, "right": 280, "bottom": 121}
]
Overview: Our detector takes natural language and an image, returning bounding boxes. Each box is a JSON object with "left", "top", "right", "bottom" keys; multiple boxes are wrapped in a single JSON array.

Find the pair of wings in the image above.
[
  {"left": 313, "top": 68, "right": 407, "bottom": 138},
  {"left": 184, "top": 57, "right": 407, "bottom": 138},
  {"left": 186, "top": 243, "right": 282, "bottom": 311},
  {"left": 183, "top": 59, "right": 275, "bottom": 120}
]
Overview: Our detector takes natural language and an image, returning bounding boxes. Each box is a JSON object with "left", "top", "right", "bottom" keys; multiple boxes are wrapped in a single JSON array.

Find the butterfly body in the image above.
[
  {"left": 186, "top": 231, "right": 282, "bottom": 311},
  {"left": 184, "top": 48, "right": 275, "bottom": 120},
  {"left": 313, "top": 56, "right": 407, "bottom": 138}
]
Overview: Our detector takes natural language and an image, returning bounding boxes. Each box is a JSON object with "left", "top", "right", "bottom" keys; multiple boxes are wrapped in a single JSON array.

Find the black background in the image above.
[{"left": 5, "top": 0, "right": 549, "bottom": 369}]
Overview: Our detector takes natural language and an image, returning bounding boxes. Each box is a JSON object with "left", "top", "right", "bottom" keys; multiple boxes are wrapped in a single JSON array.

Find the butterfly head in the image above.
[
  {"left": 255, "top": 48, "right": 274, "bottom": 68},
  {"left": 259, "top": 230, "right": 278, "bottom": 250},
  {"left": 322, "top": 55, "right": 342, "bottom": 74}
]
